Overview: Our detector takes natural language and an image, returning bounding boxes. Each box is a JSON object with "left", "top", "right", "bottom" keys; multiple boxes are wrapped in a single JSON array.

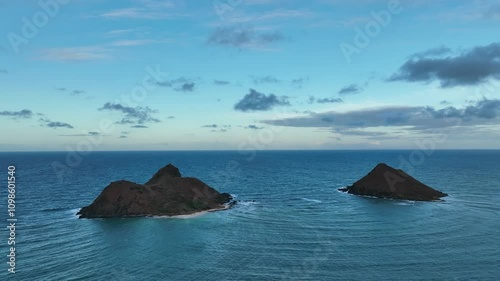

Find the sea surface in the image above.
[{"left": 0, "top": 150, "right": 499, "bottom": 280}]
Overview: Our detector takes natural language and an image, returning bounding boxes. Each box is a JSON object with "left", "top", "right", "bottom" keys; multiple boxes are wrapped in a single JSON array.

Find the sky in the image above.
[{"left": 1, "top": 0, "right": 500, "bottom": 151}]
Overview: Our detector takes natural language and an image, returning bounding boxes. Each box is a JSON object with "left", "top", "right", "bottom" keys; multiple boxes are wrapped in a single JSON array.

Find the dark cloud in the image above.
[
  {"left": 338, "top": 83, "right": 364, "bottom": 95},
  {"left": 214, "top": 80, "right": 230, "bottom": 85},
  {"left": 308, "top": 96, "right": 316, "bottom": 104},
  {"left": 99, "top": 102, "right": 160, "bottom": 125},
  {"left": 427, "top": 99, "right": 500, "bottom": 119},
  {"left": 72, "top": 90, "right": 85, "bottom": 95},
  {"left": 291, "top": 77, "right": 308, "bottom": 88},
  {"left": 316, "top": 97, "right": 344, "bottom": 104},
  {"left": 253, "top": 75, "right": 280, "bottom": 84},
  {"left": 245, "top": 124, "right": 264, "bottom": 129},
  {"left": 388, "top": 42, "right": 500, "bottom": 87},
  {"left": 154, "top": 77, "right": 197, "bottom": 92},
  {"left": 46, "top": 121, "right": 74, "bottom": 129},
  {"left": 56, "top": 87, "right": 85, "bottom": 95},
  {"left": 207, "top": 27, "right": 284, "bottom": 49},
  {"left": 0, "top": 109, "right": 33, "bottom": 118},
  {"left": 307, "top": 96, "right": 343, "bottom": 104},
  {"left": 131, "top": 125, "right": 148, "bottom": 128},
  {"left": 119, "top": 135, "right": 128, "bottom": 138},
  {"left": 202, "top": 124, "right": 231, "bottom": 129},
  {"left": 440, "top": 100, "right": 451, "bottom": 105},
  {"left": 167, "top": 116, "right": 175, "bottom": 119},
  {"left": 156, "top": 81, "right": 173, "bottom": 87},
  {"left": 202, "top": 124, "right": 218, "bottom": 128},
  {"left": 175, "top": 82, "right": 195, "bottom": 92},
  {"left": 262, "top": 99, "right": 500, "bottom": 132},
  {"left": 234, "top": 89, "right": 290, "bottom": 112}
]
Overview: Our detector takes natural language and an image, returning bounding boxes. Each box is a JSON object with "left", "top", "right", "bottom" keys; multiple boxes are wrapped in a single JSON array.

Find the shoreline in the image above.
[
  {"left": 76, "top": 203, "right": 234, "bottom": 219},
  {"left": 157, "top": 204, "right": 233, "bottom": 219}
]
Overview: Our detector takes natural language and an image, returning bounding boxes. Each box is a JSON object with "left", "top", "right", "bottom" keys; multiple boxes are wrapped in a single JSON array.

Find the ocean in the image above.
[{"left": 0, "top": 150, "right": 499, "bottom": 280}]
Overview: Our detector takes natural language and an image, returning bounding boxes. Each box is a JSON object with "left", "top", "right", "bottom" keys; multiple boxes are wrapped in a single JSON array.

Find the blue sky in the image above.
[{"left": 1, "top": 0, "right": 500, "bottom": 151}]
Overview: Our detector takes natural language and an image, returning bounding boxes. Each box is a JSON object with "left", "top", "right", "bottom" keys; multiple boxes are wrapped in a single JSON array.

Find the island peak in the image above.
[{"left": 339, "top": 163, "right": 447, "bottom": 201}]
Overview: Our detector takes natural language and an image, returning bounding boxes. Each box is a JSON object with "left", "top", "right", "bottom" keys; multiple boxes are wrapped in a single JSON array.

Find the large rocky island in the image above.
[
  {"left": 78, "top": 164, "right": 233, "bottom": 218},
  {"left": 339, "top": 163, "right": 447, "bottom": 201}
]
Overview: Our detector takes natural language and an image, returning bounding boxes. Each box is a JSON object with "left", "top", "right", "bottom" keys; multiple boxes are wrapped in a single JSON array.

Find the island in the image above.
[
  {"left": 339, "top": 163, "right": 448, "bottom": 201},
  {"left": 77, "top": 163, "right": 234, "bottom": 218}
]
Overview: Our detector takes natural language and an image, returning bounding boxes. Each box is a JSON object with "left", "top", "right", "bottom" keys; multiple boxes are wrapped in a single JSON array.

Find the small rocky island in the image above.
[
  {"left": 339, "top": 163, "right": 447, "bottom": 201},
  {"left": 78, "top": 164, "right": 233, "bottom": 218}
]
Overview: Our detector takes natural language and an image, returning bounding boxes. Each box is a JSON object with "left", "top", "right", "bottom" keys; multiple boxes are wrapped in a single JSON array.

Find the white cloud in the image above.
[{"left": 39, "top": 47, "right": 110, "bottom": 61}]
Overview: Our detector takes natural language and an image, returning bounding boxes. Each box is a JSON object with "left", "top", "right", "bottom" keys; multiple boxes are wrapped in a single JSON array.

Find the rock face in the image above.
[
  {"left": 339, "top": 163, "right": 447, "bottom": 201},
  {"left": 78, "top": 164, "right": 233, "bottom": 218}
]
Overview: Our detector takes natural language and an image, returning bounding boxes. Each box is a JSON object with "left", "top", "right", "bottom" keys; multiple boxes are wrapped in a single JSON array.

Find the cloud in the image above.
[
  {"left": 167, "top": 116, "right": 175, "bottom": 119},
  {"left": 214, "top": 80, "right": 230, "bottom": 85},
  {"left": 99, "top": 102, "right": 160, "bottom": 125},
  {"left": 411, "top": 46, "right": 452, "bottom": 58},
  {"left": 316, "top": 97, "right": 344, "bottom": 103},
  {"left": 0, "top": 69, "right": 7, "bottom": 74},
  {"left": 55, "top": 87, "right": 85, "bottom": 95},
  {"left": 307, "top": 96, "right": 343, "bottom": 104},
  {"left": 217, "top": 9, "right": 314, "bottom": 24},
  {"left": 153, "top": 77, "right": 197, "bottom": 92},
  {"left": 174, "top": 82, "right": 195, "bottom": 92},
  {"left": 104, "top": 29, "right": 135, "bottom": 37},
  {"left": 100, "top": 1, "right": 178, "bottom": 20},
  {"left": 234, "top": 89, "right": 290, "bottom": 112},
  {"left": 388, "top": 42, "right": 500, "bottom": 87},
  {"left": 253, "top": 75, "right": 281, "bottom": 84},
  {"left": 338, "top": 83, "right": 364, "bottom": 95},
  {"left": 0, "top": 109, "right": 33, "bottom": 118},
  {"left": 211, "top": 129, "right": 228, "bottom": 133},
  {"left": 202, "top": 124, "right": 231, "bottom": 129},
  {"left": 46, "top": 121, "right": 74, "bottom": 129},
  {"left": 59, "top": 132, "right": 102, "bottom": 137},
  {"left": 120, "top": 135, "right": 128, "bottom": 138},
  {"left": 245, "top": 124, "right": 264, "bottom": 129},
  {"left": 262, "top": 99, "right": 500, "bottom": 132},
  {"left": 72, "top": 90, "right": 85, "bottom": 95},
  {"left": 202, "top": 124, "right": 218, "bottom": 128},
  {"left": 207, "top": 27, "right": 284, "bottom": 49},
  {"left": 291, "top": 77, "right": 308, "bottom": 88},
  {"left": 40, "top": 47, "right": 110, "bottom": 61},
  {"left": 131, "top": 125, "right": 148, "bottom": 128},
  {"left": 111, "top": 39, "right": 157, "bottom": 46},
  {"left": 440, "top": 100, "right": 451, "bottom": 105}
]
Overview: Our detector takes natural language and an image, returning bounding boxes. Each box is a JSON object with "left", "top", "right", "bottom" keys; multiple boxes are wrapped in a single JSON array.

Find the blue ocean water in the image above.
[{"left": 0, "top": 150, "right": 499, "bottom": 280}]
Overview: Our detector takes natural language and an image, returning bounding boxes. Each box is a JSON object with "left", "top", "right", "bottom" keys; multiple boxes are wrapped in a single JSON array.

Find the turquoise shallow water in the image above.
[{"left": 0, "top": 150, "right": 499, "bottom": 280}]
